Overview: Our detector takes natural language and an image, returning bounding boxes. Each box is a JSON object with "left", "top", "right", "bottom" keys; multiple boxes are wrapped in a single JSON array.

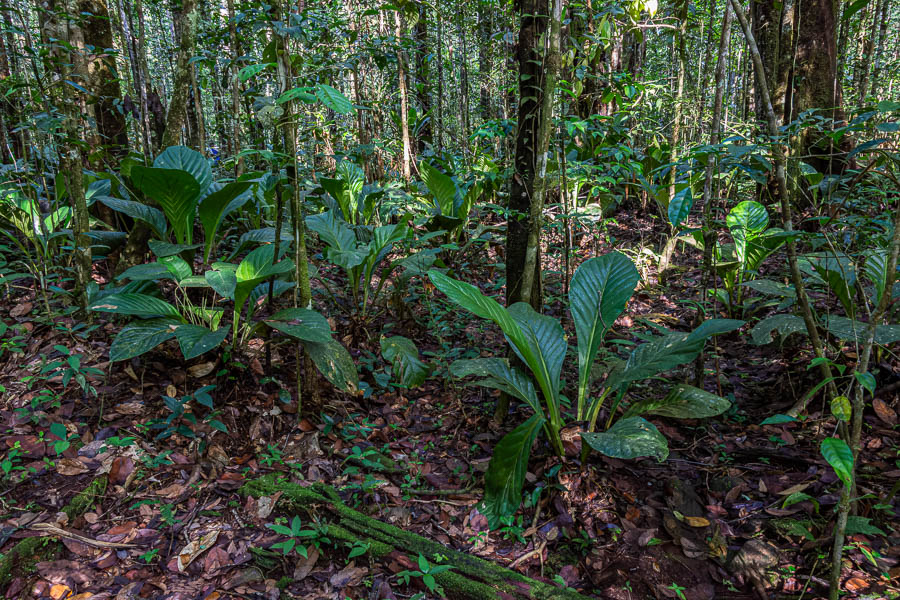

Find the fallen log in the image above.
[{"left": 242, "top": 475, "right": 593, "bottom": 600}]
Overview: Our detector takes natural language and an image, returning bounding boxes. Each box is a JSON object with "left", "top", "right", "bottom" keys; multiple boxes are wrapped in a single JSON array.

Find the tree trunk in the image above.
[
  {"left": 869, "top": 0, "right": 891, "bottom": 98},
  {"left": 478, "top": 2, "right": 492, "bottom": 123},
  {"left": 162, "top": 0, "right": 199, "bottom": 148},
  {"left": 394, "top": 9, "right": 412, "bottom": 180},
  {"left": 414, "top": 4, "right": 431, "bottom": 152},
  {"left": 226, "top": 0, "right": 244, "bottom": 175},
  {"left": 78, "top": 0, "right": 128, "bottom": 162}
]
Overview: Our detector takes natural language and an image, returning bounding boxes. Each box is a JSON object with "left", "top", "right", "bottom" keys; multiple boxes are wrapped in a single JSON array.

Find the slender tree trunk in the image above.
[
  {"left": 162, "top": 0, "right": 199, "bottom": 148},
  {"left": 436, "top": 6, "right": 444, "bottom": 154},
  {"left": 414, "top": 4, "right": 431, "bottom": 152},
  {"left": 226, "top": 0, "right": 244, "bottom": 175},
  {"left": 394, "top": 9, "right": 412, "bottom": 180},
  {"left": 478, "top": 1, "right": 492, "bottom": 122},
  {"left": 869, "top": 0, "right": 891, "bottom": 98}
]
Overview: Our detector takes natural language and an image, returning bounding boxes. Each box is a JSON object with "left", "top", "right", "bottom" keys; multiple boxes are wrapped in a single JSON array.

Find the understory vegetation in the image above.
[{"left": 0, "top": 0, "right": 899, "bottom": 598}]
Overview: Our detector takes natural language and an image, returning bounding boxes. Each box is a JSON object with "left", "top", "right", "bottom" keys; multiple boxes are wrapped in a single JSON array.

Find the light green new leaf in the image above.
[
  {"left": 624, "top": 384, "right": 731, "bottom": 419},
  {"left": 90, "top": 293, "right": 181, "bottom": 319},
  {"left": 479, "top": 414, "right": 545, "bottom": 530},
  {"left": 820, "top": 437, "right": 853, "bottom": 487},
  {"left": 233, "top": 245, "right": 294, "bottom": 338},
  {"left": 581, "top": 416, "right": 669, "bottom": 461},
  {"left": 570, "top": 252, "right": 640, "bottom": 416},
  {"left": 303, "top": 339, "right": 358, "bottom": 393},
  {"left": 153, "top": 145, "right": 212, "bottom": 192},
  {"left": 174, "top": 324, "right": 229, "bottom": 360},
  {"left": 109, "top": 318, "right": 180, "bottom": 361},
  {"left": 266, "top": 308, "right": 333, "bottom": 343}
]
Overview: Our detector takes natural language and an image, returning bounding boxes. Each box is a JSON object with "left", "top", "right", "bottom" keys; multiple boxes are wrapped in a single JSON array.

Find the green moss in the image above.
[
  {"left": 241, "top": 476, "right": 590, "bottom": 600},
  {"left": 0, "top": 476, "right": 108, "bottom": 588}
]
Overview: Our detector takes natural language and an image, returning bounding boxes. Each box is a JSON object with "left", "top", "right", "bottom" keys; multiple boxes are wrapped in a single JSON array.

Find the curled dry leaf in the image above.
[
  {"left": 188, "top": 361, "right": 216, "bottom": 378},
  {"left": 56, "top": 457, "right": 89, "bottom": 476},
  {"left": 329, "top": 563, "right": 367, "bottom": 588},
  {"left": 177, "top": 529, "right": 220, "bottom": 572},
  {"left": 873, "top": 398, "right": 897, "bottom": 425}
]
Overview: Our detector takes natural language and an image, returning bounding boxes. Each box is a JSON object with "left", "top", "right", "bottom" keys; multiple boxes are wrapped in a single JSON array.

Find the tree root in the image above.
[
  {"left": 0, "top": 475, "right": 108, "bottom": 589},
  {"left": 242, "top": 475, "right": 592, "bottom": 600}
]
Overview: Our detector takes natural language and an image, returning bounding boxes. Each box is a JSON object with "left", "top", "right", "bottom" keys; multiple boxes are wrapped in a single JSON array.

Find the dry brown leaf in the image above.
[
  {"left": 873, "top": 398, "right": 897, "bottom": 425},
  {"left": 293, "top": 546, "right": 319, "bottom": 581},
  {"left": 177, "top": 529, "right": 220, "bottom": 572},
  {"left": 844, "top": 577, "right": 869, "bottom": 592},
  {"left": 188, "top": 361, "right": 216, "bottom": 378},
  {"left": 330, "top": 563, "right": 367, "bottom": 588},
  {"left": 56, "top": 458, "right": 89, "bottom": 476},
  {"left": 155, "top": 483, "right": 185, "bottom": 499},
  {"left": 777, "top": 482, "right": 810, "bottom": 496},
  {"left": 49, "top": 583, "right": 71, "bottom": 600},
  {"left": 10, "top": 302, "right": 32, "bottom": 318}
]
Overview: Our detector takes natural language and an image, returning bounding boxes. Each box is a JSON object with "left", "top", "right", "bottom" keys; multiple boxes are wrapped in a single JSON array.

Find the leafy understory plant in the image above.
[{"left": 429, "top": 252, "right": 742, "bottom": 527}]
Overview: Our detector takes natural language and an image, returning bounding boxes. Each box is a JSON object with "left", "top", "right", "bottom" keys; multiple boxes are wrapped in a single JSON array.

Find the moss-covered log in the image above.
[
  {"left": 0, "top": 476, "right": 108, "bottom": 588},
  {"left": 242, "top": 475, "right": 592, "bottom": 600}
]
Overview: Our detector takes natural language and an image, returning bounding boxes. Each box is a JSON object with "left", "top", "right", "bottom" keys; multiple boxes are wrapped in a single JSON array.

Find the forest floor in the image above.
[{"left": 1, "top": 207, "right": 899, "bottom": 600}]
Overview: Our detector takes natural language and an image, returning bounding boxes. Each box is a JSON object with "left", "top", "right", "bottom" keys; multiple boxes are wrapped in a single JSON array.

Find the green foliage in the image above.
[
  {"left": 429, "top": 252, "right": 741, "bottom": 528},
  {"left": 380, "top": 335, "right": 432, "bottom": 388}
]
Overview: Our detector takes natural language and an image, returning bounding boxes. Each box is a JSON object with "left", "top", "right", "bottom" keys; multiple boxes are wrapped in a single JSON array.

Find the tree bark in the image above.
[
  {"left": 414, "top": 3, "right": 431, "bottom": 152},
  {"left": 162, "top": 0, "right": 199, "bottom": 148},
  {"left": 394, "top": 9, "right": 412, "bottom": 180},
  {"left": 226, "top": 0, "right": 244, "bottom": 175}
]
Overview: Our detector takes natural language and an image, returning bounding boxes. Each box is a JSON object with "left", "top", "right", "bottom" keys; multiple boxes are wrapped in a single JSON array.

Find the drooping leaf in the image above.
[
  {"left": 507, "top": 302, "right": 566, "bottom": 407},
  {"left": 303, "top": 339, "right": 359, "bottom": 393},
  {"left": 750, "top": 313, "right": 808, "bottom": 345},
  {"left": 174, "top": 324, "right": 229, "bottom": 360},
  {"left": 581, "top": 416, "right": 669, "bottom": 461},
  {"left": 820, "top": 437, "right": 853, "bottom": 487},
  {"left": 89, "top": 293, "right": 181, "bottom": 319},
  {"left": 667, "top": 185, "right": 693, "bottom": 228},
  {"left": 450, "top": 358, "right": 541, "bottom": 414},
  {"left": 570, "top": 252, "right": 640, "bottom": 413},
  {"left": 153, "top": 145, "right": 212, "bottom": 192},
  {"left": 624, "top": 384, "right": 731, "bottom": 419},
  {"left": 420, "top": 162, "right": 458, "bottom": 217},
  {"left": 109, "top": 318, "right": 180, "bottom": 361},
  {"left": 316, "top": 84, "right": 354, "bottom": 114},
  {"left": 381, "top": 336, "right": 432, "bottom": 388},
  {"left": 479, "top": 414, "right": 545, "bottom": 530},
  {"left": 266, "top": 308, "right": 333, "bottom": 343},
  {"left": 205, "top": 267, "right": 237, "bottom": 299},
  {"left": 98, "top": 196, "right": 167, "bottom": 238}
]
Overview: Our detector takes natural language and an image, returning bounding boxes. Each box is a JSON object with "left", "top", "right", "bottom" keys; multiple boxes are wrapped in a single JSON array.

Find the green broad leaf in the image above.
[
  {"left": 205, "top": 268, "right": 237, "bottom": 299},
  {"left": 160, "top": 255, "right": 192, "bottom": 282},
  {"left": 479, "top": 414, "right": 545, "bottom": 530},
  {"left": 863, "top": 250, "right": 891, "bottom": 305},
  {"left": 173, "top": 324, "right": 229, "bottom": 360},
  {"left": 380, "top": 336, "right": 432, "bottom": 388},
  {"left": 109, "top": 318, "right": 180, "bottom": 361},
  {"left": 266, "top": 308, "right": 333, "bottom": 343},
  {"left": 750, "top": 314, "right": 807, "bottom": 346},
  {"left": 303, "top": 339, "right": 359, "bottom": 393},
  {"left": 198, "top": 181, "right": 253, "bottom": 262},
  {"left": 760, "top": 414, "right": 797, "bottom": 425},
  {"left": 570, "top": 252, "right": 640, "bottom": 412},
  {"left": 741, "top": 279, "right": 796, "bottom": 298},
  {"left": 844, "top": 516, "right": 885, "bottom": 536},
  {"left": 877, "top": 100, "right": 900, "bottom": 113},
  {"left": 239, "top": 63, "right": 274, "bottom": 82},
  {"left": 449, "top": 358, "right": 541, "bottom": 414},
  {"left": 116, "top": 262, "right": 173, "bottom": 282},
  {"left": 148, "top": 240, "right": 202, "bottom": 258},
  {"left": 507, "top": 302, "right": 567, "bottom": 406},
  {"left": 823, "top": 315, "right": 900, "bottom": 346},
  {"left": 581, "top": 416, "right": 669, "bottom": 461},
  {"left": 854, "top": 371, "right": 876, "bottom": 396},
  {"left": 316, "top": 84, "right": 354, "bottom": 114},
  {"left": 830, "top": 396, "right": 852, "bottom": 422},
  {"left": 667, "top": 185, "right": 693, "bottom": 228},
  {"left": 89, "top": 293, "right": 181, "bottom": 319},
  {"left": 153, "top": 145, "right": 212, "bottom": 192},
  {"left": 233, "top": 245, "right": 294, "bottom": 334},
  {"left": 179, "top": 275, "right": 211, "bottom": 288},
  {"left": 726, "top": 200, "right": 768, "bottom": 264},
  {"left": 624, "top": 384, "right": 730, "bottom": 420},
  {"left": 131, "top": 166, "right": 201, "bottom": 244},
  {"left": 248, "top": 281, "right": 294, "bottom": 319},
  {"left": 420, "top": 161, "right": 458, "bottom": 217},
  {"left": 820, "top": 437, "right": 853, "bottom": 487},
  {"left": 607, "top": 319, "right": 743, "bottom": 390},
  {"left": 98, "top": 196, "right": 167, "bottom": 238},
  {"left": 306, "top": 211, "right": 366, "bottom": 270},
  {"left": 228, "top": 227, "right": 293, "bottom": 260},
  {"left": 875, "top": 122, "right": 900, "bottom": 132},
  {"left": 277, "top": 86, "right": 317, "bottom": 104}
]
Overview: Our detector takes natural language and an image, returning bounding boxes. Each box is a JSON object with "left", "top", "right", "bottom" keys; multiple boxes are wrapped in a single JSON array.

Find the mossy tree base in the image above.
[
  {"left": 242, "top": 475, "right": 592, "bottom": 600},
  {"left": 0, "top": 476, "right": 108, "bottom": 589}
]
